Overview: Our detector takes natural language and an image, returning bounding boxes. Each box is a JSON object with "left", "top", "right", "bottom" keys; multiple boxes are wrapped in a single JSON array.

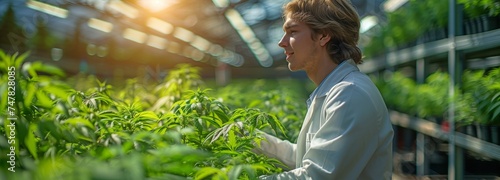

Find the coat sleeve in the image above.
[
  {"left": 259, "top": 83, "right": 386, "bottom": 179},
  {"left": 254, "top": 132, "right": 297, "bottom": 170}
]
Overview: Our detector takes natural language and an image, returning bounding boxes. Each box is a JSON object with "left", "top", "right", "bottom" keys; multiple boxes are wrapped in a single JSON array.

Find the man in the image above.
[{"left": 254, "top": 0, "right": 394, "bottom": 179}]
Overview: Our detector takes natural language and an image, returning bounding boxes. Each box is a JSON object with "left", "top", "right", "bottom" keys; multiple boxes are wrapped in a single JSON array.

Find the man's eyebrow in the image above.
[{"left": 283, "top": 23, "right": 298, "bottom": 31}]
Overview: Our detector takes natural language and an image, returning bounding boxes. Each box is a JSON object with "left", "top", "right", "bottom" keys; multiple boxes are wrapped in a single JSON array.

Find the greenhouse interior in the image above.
[{"left": 1, "top": 0, "right": 499, "bottom": 179}]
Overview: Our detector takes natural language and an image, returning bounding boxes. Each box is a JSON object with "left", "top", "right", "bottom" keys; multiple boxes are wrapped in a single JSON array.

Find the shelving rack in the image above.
[
  {"left": 359, "top": 28, "right": 500, "bottom": 74},
  {"left": 389, "top": 110, "right": 500, "bottom": 160},
  {"left": 358, "top": 0, "right": 500, "bottom": 179}
]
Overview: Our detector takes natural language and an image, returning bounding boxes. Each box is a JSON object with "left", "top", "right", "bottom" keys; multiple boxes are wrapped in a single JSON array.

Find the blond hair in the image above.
[{"left": 283, "top": 0, "right": 362, "bottom": 64}]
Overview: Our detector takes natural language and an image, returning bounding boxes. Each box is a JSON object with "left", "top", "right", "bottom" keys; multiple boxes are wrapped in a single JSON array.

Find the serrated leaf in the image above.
[
  {"left": 14, "top": 52, "right": 29, "bottom": 69},
  {"left": 251, "top": 164, "right": 271, "bottom": 174},
  {"left": 194, "top": 167, "right": 223, "bottom": 180},
  {"left": 193, "top": 117, "right": 204, "bottom": 133},
  {"left": 63, "top": 117, "right": 95, "bottom": 130},
  {"left": 23, "top": 83, "right": 36, "bottom": 108},
  {"left": 134, "top": 111, "right": 159, "bottom": 121},
  {"left": 25, "top": 123, "right": 38, "bottom": 159},
  {"left": 213, "top": 109, "right": 229, "bottom": 125},
  {"left": 206, "top": 126, "right": 226, "bottom": 144},
  {"left": 36, "top": 90, "right": 53, "bottom": 108},
  {"left": 267, "top": 114, "right": 287, "bottom": 137},
  {"left": 227, "top": 129, "right": 236, "bottom": 150},
  {"left": 76, "top": 135, "right": 94, "bottom": 143},
  {"left": 22, "top": 62, "right": 37, "bottom": 78},
  {"left": 36, "top": 63, "right": 65, "bottom": 77},
  {"left": 200, "top": 116, "right": 222, "bottom": 128}
]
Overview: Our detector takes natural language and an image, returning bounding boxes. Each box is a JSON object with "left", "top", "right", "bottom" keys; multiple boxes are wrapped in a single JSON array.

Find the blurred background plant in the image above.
[
  {"left": 362, "top": 0, "right": 500, "bottom": 59},
  {"left": 372, "top": 66, "right": 500, "bottom": 144},
  {"left": 459, "top": 0, "right": 500, "bottom": 17}
]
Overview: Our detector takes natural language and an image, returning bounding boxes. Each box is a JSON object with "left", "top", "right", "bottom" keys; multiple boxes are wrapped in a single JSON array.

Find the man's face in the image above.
[{"left": 278, "top": 15, "right": 321, "bottom": 72}]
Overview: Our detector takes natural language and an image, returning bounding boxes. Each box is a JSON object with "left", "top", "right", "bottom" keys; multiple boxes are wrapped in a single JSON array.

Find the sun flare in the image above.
[{"left": 138, "top": 0, "right": 175, "bottom": 12}]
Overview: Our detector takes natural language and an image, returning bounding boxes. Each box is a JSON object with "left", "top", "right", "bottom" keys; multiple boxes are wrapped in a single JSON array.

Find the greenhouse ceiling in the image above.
[{"left": 0, "top": 0, "right": 388, "bottom": 74}]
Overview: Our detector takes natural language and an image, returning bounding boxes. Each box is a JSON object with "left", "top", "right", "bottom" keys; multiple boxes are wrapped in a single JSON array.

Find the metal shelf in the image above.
[
  {"left": 467, "top": 56, "right": 500, "bottom": 69},
  {"left": 359, "top": 28, "right": 500, "bottom": 73},
  {"left": 390, "top": 110, "right": 500, "bottom": 161}
]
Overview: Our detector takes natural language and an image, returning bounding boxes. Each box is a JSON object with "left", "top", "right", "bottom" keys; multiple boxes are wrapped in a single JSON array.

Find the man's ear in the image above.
[{"left": 319, "top": 34, "right": 331, "bottom": 47}]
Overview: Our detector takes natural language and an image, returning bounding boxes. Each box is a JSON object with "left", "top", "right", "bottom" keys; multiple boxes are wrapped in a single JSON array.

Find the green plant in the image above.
[
  {"left": 151, "top": 64, "right": 203, "bottom": 112},
  {"left": 363, "top": 0, "right": 449, "bottom": 58},
  {"left": 379, "top": 71, "right": 418, "bottom": 115},
  {"left": 456, "top": 91, "right": 481, "bottom": 126},
  {"left": 416, "top": 71, "right": 449, "bottom": 119},
  {"left": 455, "top": 70, "right": 487, "bottom": 127},
  {"left": 210, "top": 79, "right": 309, "bottom": 142},
  {"left": 459, "top": 0, "right": 500, "bottom": 17},
  {"left": 1, "top": 50, "right": 297, "bottom": 179},
  {"left": 0, "top": 51, "right": 68, "bottom": 167},
  {"left": 482, "top": 68, "right": 500, "bottom": 125},
  {"left": 459, "top": 68, "right": 500, "bottom": 126},
  {"left": 374, "top": 67, "right": 499, "bottom": 128}
]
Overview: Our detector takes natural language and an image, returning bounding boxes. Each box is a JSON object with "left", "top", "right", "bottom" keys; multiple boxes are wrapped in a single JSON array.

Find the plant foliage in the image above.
[{"left": 0, "top": 51, "right": 302, "bottom": 179}]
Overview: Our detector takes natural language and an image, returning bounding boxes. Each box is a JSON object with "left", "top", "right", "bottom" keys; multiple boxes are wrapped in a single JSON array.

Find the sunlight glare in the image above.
[{"left": 139, "top": 0, "right": 175, "bottom": 12}]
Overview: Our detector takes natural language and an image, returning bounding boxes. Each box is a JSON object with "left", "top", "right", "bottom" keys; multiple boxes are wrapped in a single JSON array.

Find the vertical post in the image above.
[
  {"left": 416, "top": 133, "right": 429, "bottom": 177},
  {"left": 448, "top": 0, "right": 464, "bottom": 179},
  {"left": 216, "top": 61, "right": 231, "bottom": 86},
  {"left": 416, "top": 59, "right": 429, "bottom": 177},
  {"left": 448, "top": 0, "right": 456, "bottom": 179},
  {"left": 416, "top": 59, "right": 427, "bottom": 84}
]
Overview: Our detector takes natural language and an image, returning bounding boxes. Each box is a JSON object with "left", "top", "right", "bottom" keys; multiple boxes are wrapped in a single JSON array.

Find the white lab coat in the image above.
[{"left": 257, "top": 59, "right": 394, "bottom": 179}]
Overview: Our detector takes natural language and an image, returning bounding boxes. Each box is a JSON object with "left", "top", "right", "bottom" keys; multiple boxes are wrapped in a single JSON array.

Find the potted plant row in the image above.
[
  {"left": 362, "top": 0, "right": 500, "bottom": 59},
  {"left": 373, "top": 67, "right": 500, "bottom": 145},
  {"left": 456, "top": 68, "right": 500, "bottom": 144},
  {"left": 460, "top": 0, "right": 500, "bottom": 35}
]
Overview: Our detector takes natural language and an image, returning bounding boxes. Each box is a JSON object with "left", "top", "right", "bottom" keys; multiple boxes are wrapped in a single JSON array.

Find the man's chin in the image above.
[{"left": 287, "top": 65, "right": 302, "bottom": 72}]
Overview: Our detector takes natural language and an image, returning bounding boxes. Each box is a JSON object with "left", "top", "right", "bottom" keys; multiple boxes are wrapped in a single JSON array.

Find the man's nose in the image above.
[{"left": 278, "top": 35, "right": 287, "bottom": 48}]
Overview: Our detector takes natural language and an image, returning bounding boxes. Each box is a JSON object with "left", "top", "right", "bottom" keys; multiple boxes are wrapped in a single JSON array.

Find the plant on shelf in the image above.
[
  {"left": 459, "top": 0, "right": 500, "bottom": 17},
  {"left": 362, "top": 0, "right": 449, "bottom": 58},
  {"left": 455, "top": 67, "right": 500, "bottom": 143},
  {"left": 363, "top": 0, "right": 500, "bottom": 59},
  {"left": 482, "top": 68, "right": 500, "bottom": 125},
  {"left": 415, "top": 71, "right": 449, "bottom": 123},
  {"left": 376, "top": 71, "right": 418, "bottom": 115},
  {"left": 455, "top": 70, "right": 484, "bottom": 128},
  {"left": 361, "top": 63, "right": 500, "bottom": 145},
  {"left": 461, "top": 68, "right": 500, "bottom": 126}
]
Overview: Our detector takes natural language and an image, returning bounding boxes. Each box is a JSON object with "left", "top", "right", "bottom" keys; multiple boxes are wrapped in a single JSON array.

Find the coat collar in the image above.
[{"left": 306, "top": 59, "right": 359, "bottom": 107}]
